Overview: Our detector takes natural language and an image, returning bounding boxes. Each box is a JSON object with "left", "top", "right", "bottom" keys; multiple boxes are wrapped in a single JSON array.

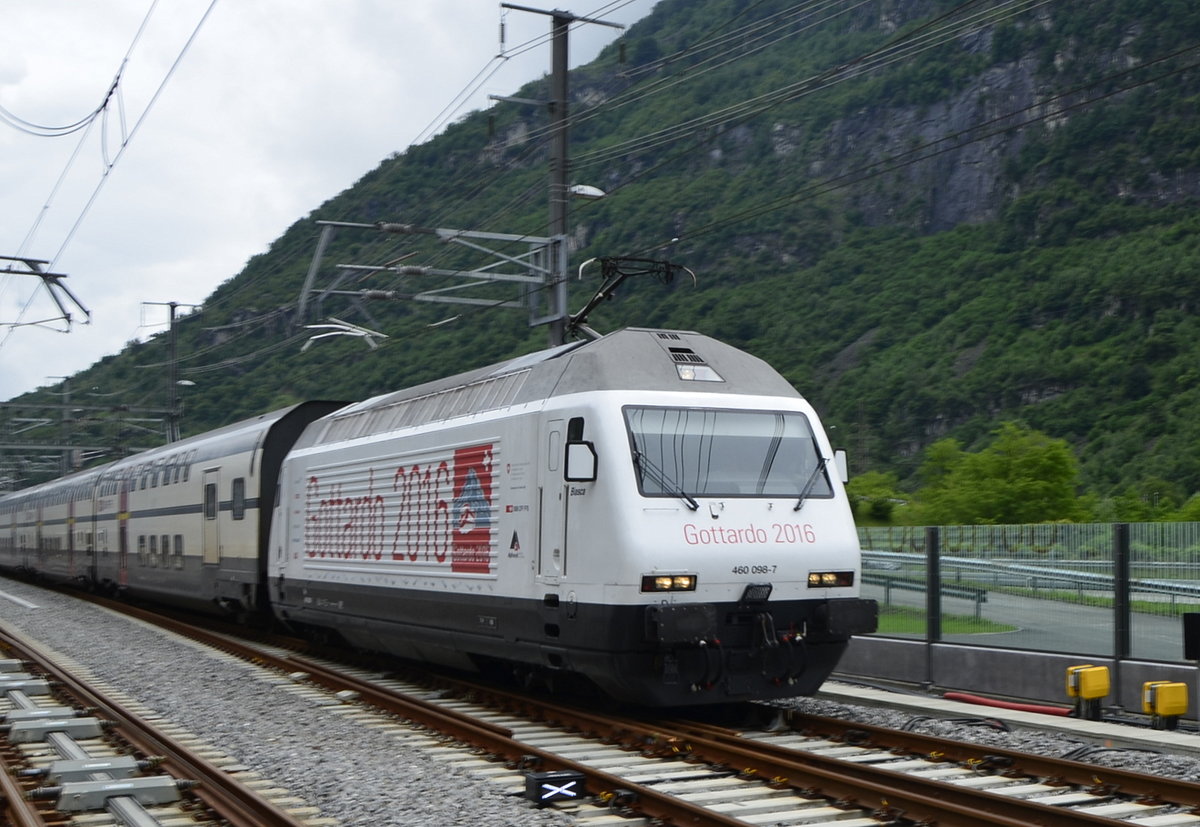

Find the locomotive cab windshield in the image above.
[{"left": 624, "top": 406, "right": 832, "bottom": 499}]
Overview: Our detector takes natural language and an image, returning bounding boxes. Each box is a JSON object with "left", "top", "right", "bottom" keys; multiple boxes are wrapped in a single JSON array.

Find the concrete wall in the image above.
[{"left": 837, "top": 635, "right": 1198, "bottom": 718}]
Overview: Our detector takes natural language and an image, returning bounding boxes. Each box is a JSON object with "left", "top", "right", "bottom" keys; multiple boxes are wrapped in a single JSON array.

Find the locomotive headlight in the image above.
[
  {"left": 675, "top": 364, "right": 724, "bottom": 382},
  {"left": 641, "top": 574, "right": 697, "bottom": 592},
  {"left": 808, "top": 570, "right": 855, "bottom": 588}
]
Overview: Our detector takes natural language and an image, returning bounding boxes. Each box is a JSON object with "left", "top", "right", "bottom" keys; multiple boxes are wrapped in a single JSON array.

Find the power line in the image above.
[
  {"left": 644, "top": 44, "right": 1200, "bottom": 252},
  {"left": 572, "top": 0, "right": 1045, "bottom": 169},
  {"left": 0, "top": 0, "right": 220, "bottom": 355}
]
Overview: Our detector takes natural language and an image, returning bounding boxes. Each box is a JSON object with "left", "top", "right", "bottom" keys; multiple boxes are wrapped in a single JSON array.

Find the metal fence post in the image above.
[
  {"left": 925, "top": 525, "right": 941, "bottom": 689},
  {"left": 1113, "top": 522, "right": 1131, "bottom": 710}
]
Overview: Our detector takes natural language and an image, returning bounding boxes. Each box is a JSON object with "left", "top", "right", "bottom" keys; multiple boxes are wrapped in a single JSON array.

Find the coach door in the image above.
[
  {"left": 67, "top": 497, "right": 76, "bottom": 577},
  {"left": 117, "top": 481, "right": 130, "bottom": 586},
  {"left": 202, "top": 469, "right": 220, "bottom": 564},
  {"left": 537, "top": 419, "right": 567, "bottom": 582},
  {"left": 87, "top": 485, "right": 101, "bottom": 585}
]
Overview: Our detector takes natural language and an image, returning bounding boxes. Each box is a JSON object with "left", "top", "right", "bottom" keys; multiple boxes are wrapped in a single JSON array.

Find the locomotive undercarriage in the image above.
[
  {"left": 275, "top": 579, "right": 877, "bottom": 706},
  {"left": 581, "top": 596, "right": 878, "bottom": 705}
]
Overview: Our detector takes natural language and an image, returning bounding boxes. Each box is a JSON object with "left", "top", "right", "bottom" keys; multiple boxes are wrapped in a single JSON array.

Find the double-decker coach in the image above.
[{"left": 0, "top": 401, "right": 343, "bottom": 616}]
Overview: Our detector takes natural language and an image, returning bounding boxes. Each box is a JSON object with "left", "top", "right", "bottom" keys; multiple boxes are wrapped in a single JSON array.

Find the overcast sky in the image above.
[{"left": 0, "top": 0, "right": 655, "bottom": 401}]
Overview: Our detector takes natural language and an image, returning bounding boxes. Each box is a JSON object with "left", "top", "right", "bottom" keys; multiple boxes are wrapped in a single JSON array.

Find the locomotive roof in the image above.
[{"left": 308, "top": 328, "right": 800, "bottom": 445}]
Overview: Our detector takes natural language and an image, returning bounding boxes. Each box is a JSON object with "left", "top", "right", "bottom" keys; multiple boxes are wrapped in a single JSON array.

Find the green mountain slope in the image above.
[{"left": 8, "top": 0, "right": 1200, "bottom": 503}]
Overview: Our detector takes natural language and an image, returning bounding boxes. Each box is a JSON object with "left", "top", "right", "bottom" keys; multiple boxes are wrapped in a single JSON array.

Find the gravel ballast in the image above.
[
  {"left": 0, "top": 576, "right": 573, "bottom": 826},
  {"left": 780, "top": 685, "right": 1200, "bottom": 780}
]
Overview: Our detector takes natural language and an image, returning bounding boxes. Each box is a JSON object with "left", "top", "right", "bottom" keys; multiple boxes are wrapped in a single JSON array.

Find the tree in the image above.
[
  {"left": 918, "top": 422, "right": 1085, "bottom": 524},
  {"left": 846, "top": 470, "right": 903, "bottom": 524}
]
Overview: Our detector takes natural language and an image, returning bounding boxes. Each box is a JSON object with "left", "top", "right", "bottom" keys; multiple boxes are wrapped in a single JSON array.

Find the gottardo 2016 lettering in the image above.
[
  {"left": 305, "top": 444, "right": 494, "bottom": 574},
  {"left": 683, "top": 522, "right": 816, "bottom": 545}
]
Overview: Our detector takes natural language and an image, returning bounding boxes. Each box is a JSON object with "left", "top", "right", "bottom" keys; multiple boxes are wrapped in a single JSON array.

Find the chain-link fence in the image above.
[{"left": 858, "top": 523, "right": 1200, "bottom": 662}]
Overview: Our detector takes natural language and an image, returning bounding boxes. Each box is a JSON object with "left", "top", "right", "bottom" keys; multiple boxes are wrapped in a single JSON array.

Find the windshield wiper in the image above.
[
  {"left": 634, "top": 449, "right": 699, "bottom": 511},
  {"left": 794, "top": 456, "right": 829, "bottom": 513}
]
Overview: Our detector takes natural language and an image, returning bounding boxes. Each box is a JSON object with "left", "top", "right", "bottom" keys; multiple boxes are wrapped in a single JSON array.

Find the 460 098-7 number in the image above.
[{"left": 731, "top": 564, "right": 777, "bottom": 575}]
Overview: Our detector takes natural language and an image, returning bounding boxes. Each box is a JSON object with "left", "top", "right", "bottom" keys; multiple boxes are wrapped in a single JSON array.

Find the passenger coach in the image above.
[{"left": 0, "top": 402, "right": 342, "bottom": 615}]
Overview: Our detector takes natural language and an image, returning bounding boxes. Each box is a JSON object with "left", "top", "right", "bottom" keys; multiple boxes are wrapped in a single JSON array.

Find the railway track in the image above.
[
  {"left": 0, "top": 621, "right": 328, "bottom": 827},
  {"left": 67, "top": 593, "right": 1200, "bottom": 827}
]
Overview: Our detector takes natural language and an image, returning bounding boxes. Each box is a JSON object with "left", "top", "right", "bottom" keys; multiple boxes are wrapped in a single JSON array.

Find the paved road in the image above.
[{"left": 863, "top": 583, "right": 1191, "bottom": 662}]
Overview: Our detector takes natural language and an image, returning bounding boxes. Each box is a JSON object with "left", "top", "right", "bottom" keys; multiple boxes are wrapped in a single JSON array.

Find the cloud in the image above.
[{"left": 0, "top": 0, "right": 654, "bottom": 400}]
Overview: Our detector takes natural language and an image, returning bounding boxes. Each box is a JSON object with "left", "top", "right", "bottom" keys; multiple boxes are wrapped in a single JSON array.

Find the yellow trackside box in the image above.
[
  {"left": 1066, "top": 665, "right": 1110, "bottom": 700},
  {"left": 1142, "top": 681, "right": 1188, "bottom": 717}
]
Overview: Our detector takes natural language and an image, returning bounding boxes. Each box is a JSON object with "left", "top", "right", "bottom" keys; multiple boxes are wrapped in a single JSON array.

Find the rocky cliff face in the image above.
[
  {"left": 623, "top": 2, "right": 1200, "bottom": 236},
  {"left": 819, "top": 55, "right": 1039, "bottom": 231}
]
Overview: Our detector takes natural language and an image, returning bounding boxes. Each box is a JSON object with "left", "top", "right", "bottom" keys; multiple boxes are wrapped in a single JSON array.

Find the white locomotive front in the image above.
[{"left": 269, "top": 328, "right": 876, "bottom": 705}]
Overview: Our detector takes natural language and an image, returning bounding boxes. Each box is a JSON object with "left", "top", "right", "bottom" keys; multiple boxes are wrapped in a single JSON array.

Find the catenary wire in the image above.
[
  {"left": 0, "top": 0, "right": 219, "bottom": 354},
  {"left": 571, "top": 0, "right": 1044, "bottom": 168}
]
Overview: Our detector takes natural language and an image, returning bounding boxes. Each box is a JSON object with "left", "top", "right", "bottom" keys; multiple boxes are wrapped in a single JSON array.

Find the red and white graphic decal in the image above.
[
  {"left": 305, "top": 443, "right": 495, "bottom": 574},
  {"left": 450, "top": 444, "right": 493, "bottom": 574}
]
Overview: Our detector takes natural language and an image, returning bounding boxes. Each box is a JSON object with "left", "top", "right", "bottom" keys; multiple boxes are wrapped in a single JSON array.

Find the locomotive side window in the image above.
[
  {"left": 624, "top": 407, "right": 833, "bottom": 499},
  {"left": 232, "top": 478, "right": 246, "bottom": 520},
  {"left": 564, "top": 416, "right": 597, "bottom": 483},
  {"left": 204, "top": 483, "right": 218, "bottom": 520},
  {"left": 567, "top": 417, "right": 584, "bottom": 440}
]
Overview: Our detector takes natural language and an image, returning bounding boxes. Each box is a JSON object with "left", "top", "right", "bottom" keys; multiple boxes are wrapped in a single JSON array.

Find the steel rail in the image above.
[
  {"left": 83, "top": 597, "right": 518, "bottom": 743},
  {"left": 0, "top": 622, "right": 308, "bottom": 827},
  {"left": 65, "top": 596, "right": 746, "bottom": 826},
  {"left": 0, "top": 747, "right": 48, "bottom": 827},
  {"left": 665, "top": 719, "right": 1131, "bottom": 827},
  {"left": 770, "top": 711, "right": 1200, "bottom": 808},
  {"left": 415, "top": 675, "right": 1132, "bottom": 827},
  {"left": 100, "top": 609, "right": 749, "bottom": 827}
]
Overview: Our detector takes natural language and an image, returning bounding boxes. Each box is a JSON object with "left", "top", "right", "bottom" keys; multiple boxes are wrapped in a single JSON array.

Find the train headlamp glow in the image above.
[
  {"left": 808, "top": 571, "right": 855, "bottom": 588},
  {"left": 641, "top": 574, "right": 697, "bottom": 592},
  {"left": 675, "top": 364, "right": 723, "bottom": 382}
]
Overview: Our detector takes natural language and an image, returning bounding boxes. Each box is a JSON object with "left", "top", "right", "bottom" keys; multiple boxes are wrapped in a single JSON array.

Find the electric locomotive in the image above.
[{"left": 269, "top": 327, "right": 876, "bottom": 705}]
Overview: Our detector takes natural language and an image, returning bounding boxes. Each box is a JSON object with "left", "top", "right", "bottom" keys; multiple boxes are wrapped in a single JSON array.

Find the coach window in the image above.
[
  {"left": 232, "top": 477, "right": 246, "bottom": 520},
  {"left": 161, "top": 534, "right": 170, "bottom": 566},
  {"left": 138, "top": 535, "right": 146, "bottom": 565},
  {"left": 149, "top": 535, "right": 158, "bottom": 566},
  {"left": 174, "top": 534, "right": 184, "bottom": 569},
  {"left": 204, "top": 482, "right": 218, "bottom": 520},
  {"left": 231, "top": 477, "right": 246, "bottom": 516}
]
